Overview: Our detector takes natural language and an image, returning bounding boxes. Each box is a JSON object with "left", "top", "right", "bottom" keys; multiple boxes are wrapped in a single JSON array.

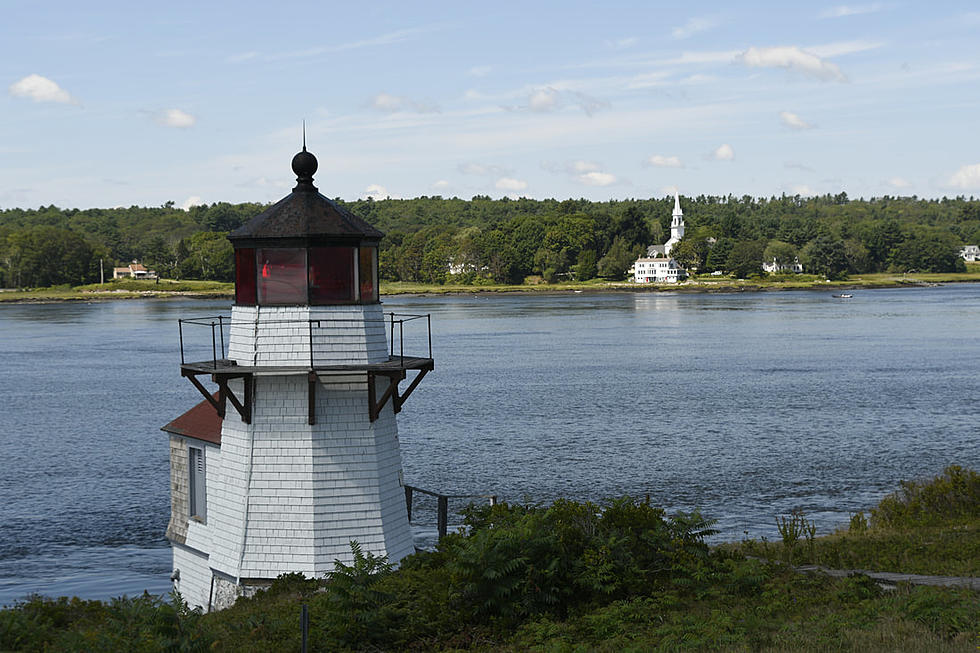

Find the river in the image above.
[{"left": 0, "top": 285, "right": 977, "bottom": 605}]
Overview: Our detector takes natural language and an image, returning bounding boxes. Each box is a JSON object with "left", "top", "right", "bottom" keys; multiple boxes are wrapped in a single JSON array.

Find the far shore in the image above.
[{"left": 1, "top": 271, "right": 979, "bottom": 304}]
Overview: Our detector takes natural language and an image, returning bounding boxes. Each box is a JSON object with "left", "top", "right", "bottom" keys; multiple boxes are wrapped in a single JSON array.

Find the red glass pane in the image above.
[
  {"left": 359, "top": 246, "right": 378, "bottom": 303},
  {"left": 257, "top": 248, "right": 308, "bottom": 304},
  {"left": 309, "top": 247, "right": 354, "bottom": 304},
  {"left": 234, "top": 248, "right": 256, "bottom": 305}
]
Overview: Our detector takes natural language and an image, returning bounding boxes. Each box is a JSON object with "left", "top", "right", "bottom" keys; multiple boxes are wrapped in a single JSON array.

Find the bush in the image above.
[{"left": 872, "top": 465, "right": 980, "bottom": 528}]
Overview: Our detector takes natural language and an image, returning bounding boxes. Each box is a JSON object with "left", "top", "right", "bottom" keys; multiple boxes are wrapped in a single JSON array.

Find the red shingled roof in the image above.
[{"left": 161, "top": 394, "right": 222, "bottom": 445}]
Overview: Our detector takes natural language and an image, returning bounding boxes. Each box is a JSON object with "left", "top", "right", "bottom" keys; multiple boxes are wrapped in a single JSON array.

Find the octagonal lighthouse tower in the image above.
[{"left": 163, "top": 145, "right": 433, "bottom": 611}]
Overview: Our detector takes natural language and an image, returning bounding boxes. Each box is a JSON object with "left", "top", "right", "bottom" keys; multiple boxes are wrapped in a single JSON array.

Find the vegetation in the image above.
[
  {"left": 1, "top": 467, "right": 977, "bottom": 651},
  {"left": 2, "top": 194, "right": 978, "bottom": 290},
  {"left": 733, "top": 465, "right": 980, "bottom": 577}
]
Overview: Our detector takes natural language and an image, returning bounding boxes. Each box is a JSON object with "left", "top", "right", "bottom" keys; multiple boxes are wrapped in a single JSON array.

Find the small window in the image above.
[
  {"left": 258, "top": 248, "right": 308, "bottom": 305},
  {"left": 309, "top": 247, "right": 354, "bottom": 304},
  {"left": 234, "top": 248, "right": 257, "bottom": 305},
  {"left": 189, "top": 446, "right": 207, "bottom": 522},
  {"left": 358, "top": 246, "right": 378, "bottom": 303}
]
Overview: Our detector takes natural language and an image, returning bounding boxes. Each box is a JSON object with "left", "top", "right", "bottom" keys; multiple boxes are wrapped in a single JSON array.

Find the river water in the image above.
[{"left": 0, "top": 286, "right": 977, "bottom": 605}]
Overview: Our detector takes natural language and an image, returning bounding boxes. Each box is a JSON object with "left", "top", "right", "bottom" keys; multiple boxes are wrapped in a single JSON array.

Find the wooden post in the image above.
[
  {"left": 437, "top": 495, "right": 448, "bottom": 539},
  {"left": 300, "top": 604, "right": 309, "bottom": 653}
]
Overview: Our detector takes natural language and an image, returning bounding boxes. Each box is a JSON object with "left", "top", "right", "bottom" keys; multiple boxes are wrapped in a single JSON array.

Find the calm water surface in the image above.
[{"left": 0, "top": 286, "right": 977, "bottom": 605}]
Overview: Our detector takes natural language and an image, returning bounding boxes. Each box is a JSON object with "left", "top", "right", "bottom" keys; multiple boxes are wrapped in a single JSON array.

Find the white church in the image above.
[{"left": 632, "top": 190, "right": 688, "bottom": 284}]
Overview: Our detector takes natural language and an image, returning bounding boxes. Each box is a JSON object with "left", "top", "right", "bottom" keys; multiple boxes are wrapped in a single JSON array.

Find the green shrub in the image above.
[{"left": 872, "top": 465, "right": 980, "bottom": 528}]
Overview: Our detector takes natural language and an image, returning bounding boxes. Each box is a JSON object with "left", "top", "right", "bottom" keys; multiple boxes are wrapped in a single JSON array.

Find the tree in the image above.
[
  {"left": 705, "top": 238, "right": 735, "bottom": 272},
  {"left": 671, "top": 239, "right": 709, "bottom": 272},
  {"left": 762, "top": 240, "right": 798, "bottom": 272},
  {"left": 842, "top": 239, "right": 870, "bottom": 274},
  {"left": 3, "top": 226, "right": 95, "bottom": 287},
  {"left": 801, "top": 236, "right": 848, "bottom": 280},
  {"left": 575, "top": 249, "right": 598, "bottom": 281},
  {"left": 183, "top": 231, "right": 233, "bottom": 281},
  {"left": 726, "top": 241, "right": 765, "bottom": 278},
  {"left": 887, "top": 232, "right": 965, "bottom": 273},
  {"left": 612, "top": 206, "right": 651, "bottom": 251},
  {"left": 598, "top": 236, "right": 641, "bottom": 280}
]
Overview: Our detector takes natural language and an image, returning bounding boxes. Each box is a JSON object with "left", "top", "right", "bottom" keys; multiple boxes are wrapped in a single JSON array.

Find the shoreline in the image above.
[{"left": 0, "top": 274, "right": 977, "bottom": 304}]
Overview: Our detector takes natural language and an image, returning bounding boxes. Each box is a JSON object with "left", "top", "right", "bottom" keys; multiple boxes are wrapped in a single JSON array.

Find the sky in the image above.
[{"left": 3, "top": 1, "right": 980, "bottom": 210}]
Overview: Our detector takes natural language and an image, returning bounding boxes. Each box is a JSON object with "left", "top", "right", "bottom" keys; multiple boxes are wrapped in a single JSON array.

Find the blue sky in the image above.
[{"left": 3, "top": 1, "right": 980, "bottom": 209}]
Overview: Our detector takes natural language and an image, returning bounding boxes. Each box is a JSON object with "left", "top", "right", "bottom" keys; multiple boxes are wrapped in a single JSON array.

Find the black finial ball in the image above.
[{"left": 292, "top": 149, "right": 318, "bottom": 180}]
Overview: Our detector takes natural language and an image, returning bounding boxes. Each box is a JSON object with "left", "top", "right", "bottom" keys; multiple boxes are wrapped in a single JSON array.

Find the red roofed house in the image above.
[{"left": 113, "top": 260, "right": 157, "bottom": 279}]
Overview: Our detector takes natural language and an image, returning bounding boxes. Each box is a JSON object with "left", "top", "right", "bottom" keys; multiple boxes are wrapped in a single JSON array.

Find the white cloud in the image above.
[
  {"left": 495, "top": 177, "right": 527, "bottom": 191},
  {"left": 458, "top": 162, "right": 509, "bottom": 177},
  {"left": 157, "top": 108, "right": 196, "bottom": 128},
  {"left": 369, "top": 92, "right": 439, "bottom": 113},
  {"left": 735, "top": 46, "right": 847, "bottom": 82},
  {"left": 363, "top": 183, "right": 399, "bottom": 200},
  {"left": 785, "top": 161, "right": 815, "bottom": 172},
  {"left": 226, "top": 51, "right": 258, "bottom": 63},
  {"left": 529, "top": 87, "right": 560, "bottom": 112},
  {"left": 789, "top": 184, "right": 815, "bottom": 196},
  {"left": 180, "top": 196, "right": 204, "bottom": 211},
  {"left": 648, "top": 154, "right": 683, "bottom": 168},
  {"left": 779, "top": 111, "right": 813, "bottom": 129},
  {"left": 9, "top": 74, "right": 77, "bottom": 104},
  {"left": 432, "top": 179, "right": 450, "bottom": 189},
  {"left": 467, "top": 65, "right": 491, "bottom": 77},
  {"left": 571, "top": 160, "right": 600, "bottom": 173},
  {"left": 820, "top": 3, "right": 883, "bottom": 18},
  {"left": 886, "top": 177, "right": 911, "bottom": 189},
  {"left": 517, "top": 87, "right": 608, "bottom": 116},
  {"left": 672, "top": 16, "right": 718, "bottom": 40},
  {"left": 807, "top": 39, "right": 883, "bottom": 58},
  {"left": 606, "top": 36, "right": 638, "bottom": 50},
  {"left": 577, "top": 171, "right": 617, "bottom": 186},
  {"left": 568, "top": 90, "right": 609, "bottom": 116},
  {"left": 713, "top": 144, "right": 735, "bottom": 161},
  {"left": 947, "top": 163, "right": 980, "bottom": 189}
]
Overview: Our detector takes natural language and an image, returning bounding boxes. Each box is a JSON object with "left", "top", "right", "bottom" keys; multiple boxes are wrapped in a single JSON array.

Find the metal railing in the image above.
[
  {"left": 178, "top": 312, "right": 432, "bottom": 369},
  {"left": 404, "top": 485, "right": 497, "bottom": 539},
  {"left": 178, "top": 316, "right": 227, "bottom": 367}
]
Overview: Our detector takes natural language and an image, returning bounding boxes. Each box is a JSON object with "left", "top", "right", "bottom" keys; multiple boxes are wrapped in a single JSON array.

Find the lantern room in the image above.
[{"left": 228, "top": 145, "right": 382, "bottom": 306}]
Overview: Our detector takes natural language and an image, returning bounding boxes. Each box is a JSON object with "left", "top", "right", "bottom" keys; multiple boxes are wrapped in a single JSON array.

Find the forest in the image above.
[{"left": 0, "top": 193, "right": 977, "bottom": 288}]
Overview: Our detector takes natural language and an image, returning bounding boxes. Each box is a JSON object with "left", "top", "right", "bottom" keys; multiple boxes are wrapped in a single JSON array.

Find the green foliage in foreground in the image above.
[
  {"left": 2, "top": 475, "right": 979, "bottom": 652},
  {"left": 733, "top": 466, "right": 980, "bottom": 577}
]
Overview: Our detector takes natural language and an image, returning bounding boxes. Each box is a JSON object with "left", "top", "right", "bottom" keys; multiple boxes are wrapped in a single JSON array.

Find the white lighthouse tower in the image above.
[
  {"left": 663, "top": 189, "right": 685, "bottom": 256},
  {"left": 163, "top": 145, "right": 433, "bottom": 611}
]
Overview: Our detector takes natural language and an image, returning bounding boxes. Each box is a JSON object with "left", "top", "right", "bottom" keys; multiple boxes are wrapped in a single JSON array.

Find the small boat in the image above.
[{"left": 832, "top": 293, "right": 853, "bottom": 299}]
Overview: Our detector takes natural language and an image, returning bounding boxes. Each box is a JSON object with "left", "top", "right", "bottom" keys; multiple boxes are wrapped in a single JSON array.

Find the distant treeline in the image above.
[{"left": 1, "top": 193, "right": 977, "bottom": 288}]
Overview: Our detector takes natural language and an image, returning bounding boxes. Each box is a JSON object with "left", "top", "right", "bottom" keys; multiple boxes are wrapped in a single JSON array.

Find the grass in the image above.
[
  {"left": 1, "top": 467, "right": 977, "bottom": 651},
  {"left": 727, "top": 466, "right": 980, "bottom": 576},
  {"left": 0, "top": 278, "right": 233, "bottom": 302}
]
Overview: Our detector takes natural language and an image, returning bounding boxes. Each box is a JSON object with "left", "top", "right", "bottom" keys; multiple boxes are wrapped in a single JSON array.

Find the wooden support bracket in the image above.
[
  {"left": 394, "top": 367, "right": 431, "bottom": 414},
  {"left": 367, "top": 370, "right": 405, "bottom": 422},
  {"left": 180, "top": 367, "right": 253, "bottom": 424},
  {"left": 308, "top": 372, "right": 318, "bottom": 425}
]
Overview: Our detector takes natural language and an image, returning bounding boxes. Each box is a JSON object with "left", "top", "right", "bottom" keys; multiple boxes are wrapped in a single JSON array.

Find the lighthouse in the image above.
[{"left": 162, "top": 144, "right": 433, "bottom": 611}]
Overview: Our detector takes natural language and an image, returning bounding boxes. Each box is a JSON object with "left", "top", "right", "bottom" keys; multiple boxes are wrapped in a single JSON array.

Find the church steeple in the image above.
[{"left": 665, "top": 189, "right": 684, "bottom": 255}]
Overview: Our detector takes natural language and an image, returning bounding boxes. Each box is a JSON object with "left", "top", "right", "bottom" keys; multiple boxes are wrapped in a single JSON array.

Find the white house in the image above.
[
  {"left": 162, "top": 146, "right": 432, "bottom": 611},
  {"left": 633, "top": 256, "right": 687, "bottom": 283},
  {"left": 113, "top": 260, "right": 157, "bottom": 279},
  {"left": 633, "top": 190, "right": 687, "bottom": 284},
  {"left": 960, "top": 245, "right": 979, "bottom": 262},
  {"left": 762, "top": 257, "right": 804, "bottom": 274}
]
